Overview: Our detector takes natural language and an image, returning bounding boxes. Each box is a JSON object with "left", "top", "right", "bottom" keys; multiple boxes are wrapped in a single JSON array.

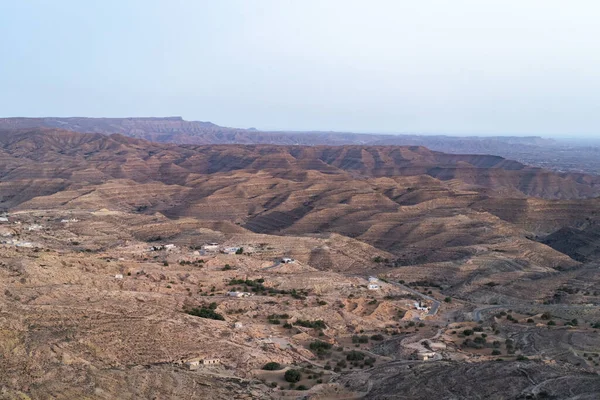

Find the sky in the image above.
[{"left": 1, "top": 0, "right": 599, "bottom": 137}]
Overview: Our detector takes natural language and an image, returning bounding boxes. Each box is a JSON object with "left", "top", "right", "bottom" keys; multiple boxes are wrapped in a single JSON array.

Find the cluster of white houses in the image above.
[
  {"left": 201, "top": 243, "right": 241, "bottom": 254},
  {"left": 182, "top": 357, "right": 222, "bottom": 370},
  {"left": 368, "top": 276, "right": 380, "bottom": 290}
]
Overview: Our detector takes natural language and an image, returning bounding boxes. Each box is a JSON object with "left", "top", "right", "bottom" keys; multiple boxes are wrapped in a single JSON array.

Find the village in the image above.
[{"left": 2, "top": 208, "right": 598, "bottom": 397}]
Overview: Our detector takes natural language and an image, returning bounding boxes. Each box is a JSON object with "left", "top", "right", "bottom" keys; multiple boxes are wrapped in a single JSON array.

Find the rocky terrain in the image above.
[
  {"left": 1, "top": 128, "right": 600, "bottom": 399},
  {"left": 2, "top": 117, "right": 599, "bottom": 175}
]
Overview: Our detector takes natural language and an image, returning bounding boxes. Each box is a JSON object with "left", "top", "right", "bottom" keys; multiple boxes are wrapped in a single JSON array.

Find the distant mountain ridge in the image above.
[
  {"left": 0, "top": 117, "right": 552, "bottom": 146},
  {"left": 1, "top": 117, "right": 598, "bottom": 175}
]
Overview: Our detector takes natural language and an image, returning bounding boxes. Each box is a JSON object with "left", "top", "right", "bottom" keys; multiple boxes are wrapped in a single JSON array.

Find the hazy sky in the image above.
[{"left": 1, "top": 1, "right": 599, "bottom": 137}]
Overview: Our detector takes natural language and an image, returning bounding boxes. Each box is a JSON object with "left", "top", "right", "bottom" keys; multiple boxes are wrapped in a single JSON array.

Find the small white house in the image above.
[
  {"left": 368, "top": 276, "right": 379, "bottom": 283},
  {"left": 234, "top": 322, "right": 243, "bottom": 329},
  {"left": 368, "top": 283, "right": 380, "bottom": 290},
  {"left": 227, "top": 291, "right": 252, "bottom": 298},
  {"left": 115, "top": 274, "right": 124, "bottom": 279},
  {"left": 223, "top": 247, "right": 241, "bottom": 255},
  {"left": 164, "top": 244, "right": 176, "bottom": 251},
  {"left": 184, "top": 357, "right": 221, "bottom": 370},
  {"left": 202, "top": 243, "right": 220, "bottom": 252},
  {"left": 417, "top": 351, "right": 436, "bottom": 361},
  {"left": 281, "top": 257, "right": 294, "bottom": 264},
  {"left": 0, "top": 217, "right": 8, "bottom": 223}
]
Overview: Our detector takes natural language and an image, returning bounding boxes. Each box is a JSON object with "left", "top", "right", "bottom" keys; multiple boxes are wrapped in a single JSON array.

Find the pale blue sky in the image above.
[{"left": 1, "top": 0, "right": 599, "bottom": 137}]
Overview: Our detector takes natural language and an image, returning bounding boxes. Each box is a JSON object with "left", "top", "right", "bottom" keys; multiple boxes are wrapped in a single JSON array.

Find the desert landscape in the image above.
[{"left": 1, "top": 126, "right": 600, "bottom": 399}]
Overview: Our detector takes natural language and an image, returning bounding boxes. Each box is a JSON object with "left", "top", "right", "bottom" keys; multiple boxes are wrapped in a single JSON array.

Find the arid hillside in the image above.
[
  {"left": 2, "top": 128, "right": 600, "bottom": 399},
  {"left": 3, "top": 117, "right": 600, "bottom": 176}
]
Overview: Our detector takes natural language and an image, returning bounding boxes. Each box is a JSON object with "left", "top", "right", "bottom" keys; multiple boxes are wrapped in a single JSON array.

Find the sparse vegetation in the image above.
[
  {"left": 295, "top": 319, "right": 326, "bottom": 329},
  {"left": 185, "top": 307, "right": 225, "bottom": 321},
  {"left": 262, "top": 362, "right": 282, "bottom": 370},
  {"left": 284, "top": 369, "right": 302, "bottom": 383}
]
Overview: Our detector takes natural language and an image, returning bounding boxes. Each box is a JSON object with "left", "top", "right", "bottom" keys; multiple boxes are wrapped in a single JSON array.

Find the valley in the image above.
[{"left": 1, "top": 128, "right": 600, "bottom": 399}]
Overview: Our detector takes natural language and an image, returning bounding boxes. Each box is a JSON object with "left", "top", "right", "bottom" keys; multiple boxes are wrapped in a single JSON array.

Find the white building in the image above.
[
  {"left": 368, "top": 276, "right": 379, "bottom": 283},
  {"left": 115, "top": 274, "right": 124, "bottom": 279},
  {"left": 234, "top": 322, "right": 243, "bottom": 329},
  {"left": 0, "top": 217, "right": 8, "bottom": 223},
  {"left": 417, "top": 351, "right": 436, "bottom": 361},
  {"left": 368, "top": 283, "right": 380, "bottom": 290},
  {"left": 185, "top": 358, "right": 221, "bottom": 370},
  {"left": 227, "top": 291, "right": 252, "bottom": 298},
  {"left": 281, "top": 257, "right": 294, "bottom": 264},
  {"left": 164, "top": 244, "right": 176, "bottom": 250},
  {"left": 223, "top": 247, "right": 241, "bottom": 255},
  {"left": 202, "top": 243, "right": 220, "bottom": 252}
]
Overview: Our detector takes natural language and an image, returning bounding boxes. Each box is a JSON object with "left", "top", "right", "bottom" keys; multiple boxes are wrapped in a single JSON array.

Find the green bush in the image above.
[
  {"left": 346, "top": 351, "right": 365, "bottom": 361},
  {"left": 296, "top": 319, "right": 326, "bottom": 329},
  {"left": 185, "top": 307, "right": 224, "bottom": 321},
  {"left": 284, "top": 369, "right": 302, "bottom": 383},
  {"left": 352, "top": 335, "right": 369, "bottom": 344},
  {"left": 262, "top": 362, "right": 282, "bottom": 370},
  {"left": 309, "top": 340, "right": 332, "bottom": 352}
]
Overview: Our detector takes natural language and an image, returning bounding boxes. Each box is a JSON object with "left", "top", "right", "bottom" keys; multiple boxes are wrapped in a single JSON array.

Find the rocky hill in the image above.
[
  {"left": 3, "top": 117, "right": 600, "bottom": 176},
  {"left": 2, "top": 127, "right": 600, "bottom": 399}
]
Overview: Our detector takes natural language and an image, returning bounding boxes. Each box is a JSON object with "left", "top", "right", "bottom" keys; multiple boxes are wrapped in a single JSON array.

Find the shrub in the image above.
[
  {"left": 370, "top": 334, "right": 384, "bottom": 341},
  {"left": 444, "top": 297, "right": 452, "bottom": 303},
  {"left": 346, "top": 351, "right": 365, "bottom": 361},
  {"left": 474, "top": 336, "right": 486, "bottom": 344},
  {"left": 235, "top": 247, "right": 244, "bottom": 254},
  {"left": 262, "top": 362, "right": 282, "bottom": 371},
  {"left": 297, "top": 385, "right": 308, "bottom": 391},
  {"left": 284, "top": 369, "right": 302, "bottom": 383},
  {"left": 463, "top": 329, "right": 473, "bottom": 336},
  {"left": 185, "top": 307, "right": 224, "bottom": 321},
  {"left": 352, "top": 335, "right": 369, "bottom": 344},
  {"left": 541, "top": 312, "right": 552, "bottom": 320},
  {"left": 492, "top": 349, "right": 501, "bottom": 355},
  {"left": 309, "top": 340, "right": 332, "bottom": 352},
  {"left": 296, "top": 319, "right": 326, "bottom": 329},
  {"left": 547, "top": 320, "right": 556, "bottom": 326}
]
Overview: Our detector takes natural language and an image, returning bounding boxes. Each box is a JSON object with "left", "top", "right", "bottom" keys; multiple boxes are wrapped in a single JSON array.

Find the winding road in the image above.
[{"left": 387, "top": 280, "right": 441, "bottom": 317}]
